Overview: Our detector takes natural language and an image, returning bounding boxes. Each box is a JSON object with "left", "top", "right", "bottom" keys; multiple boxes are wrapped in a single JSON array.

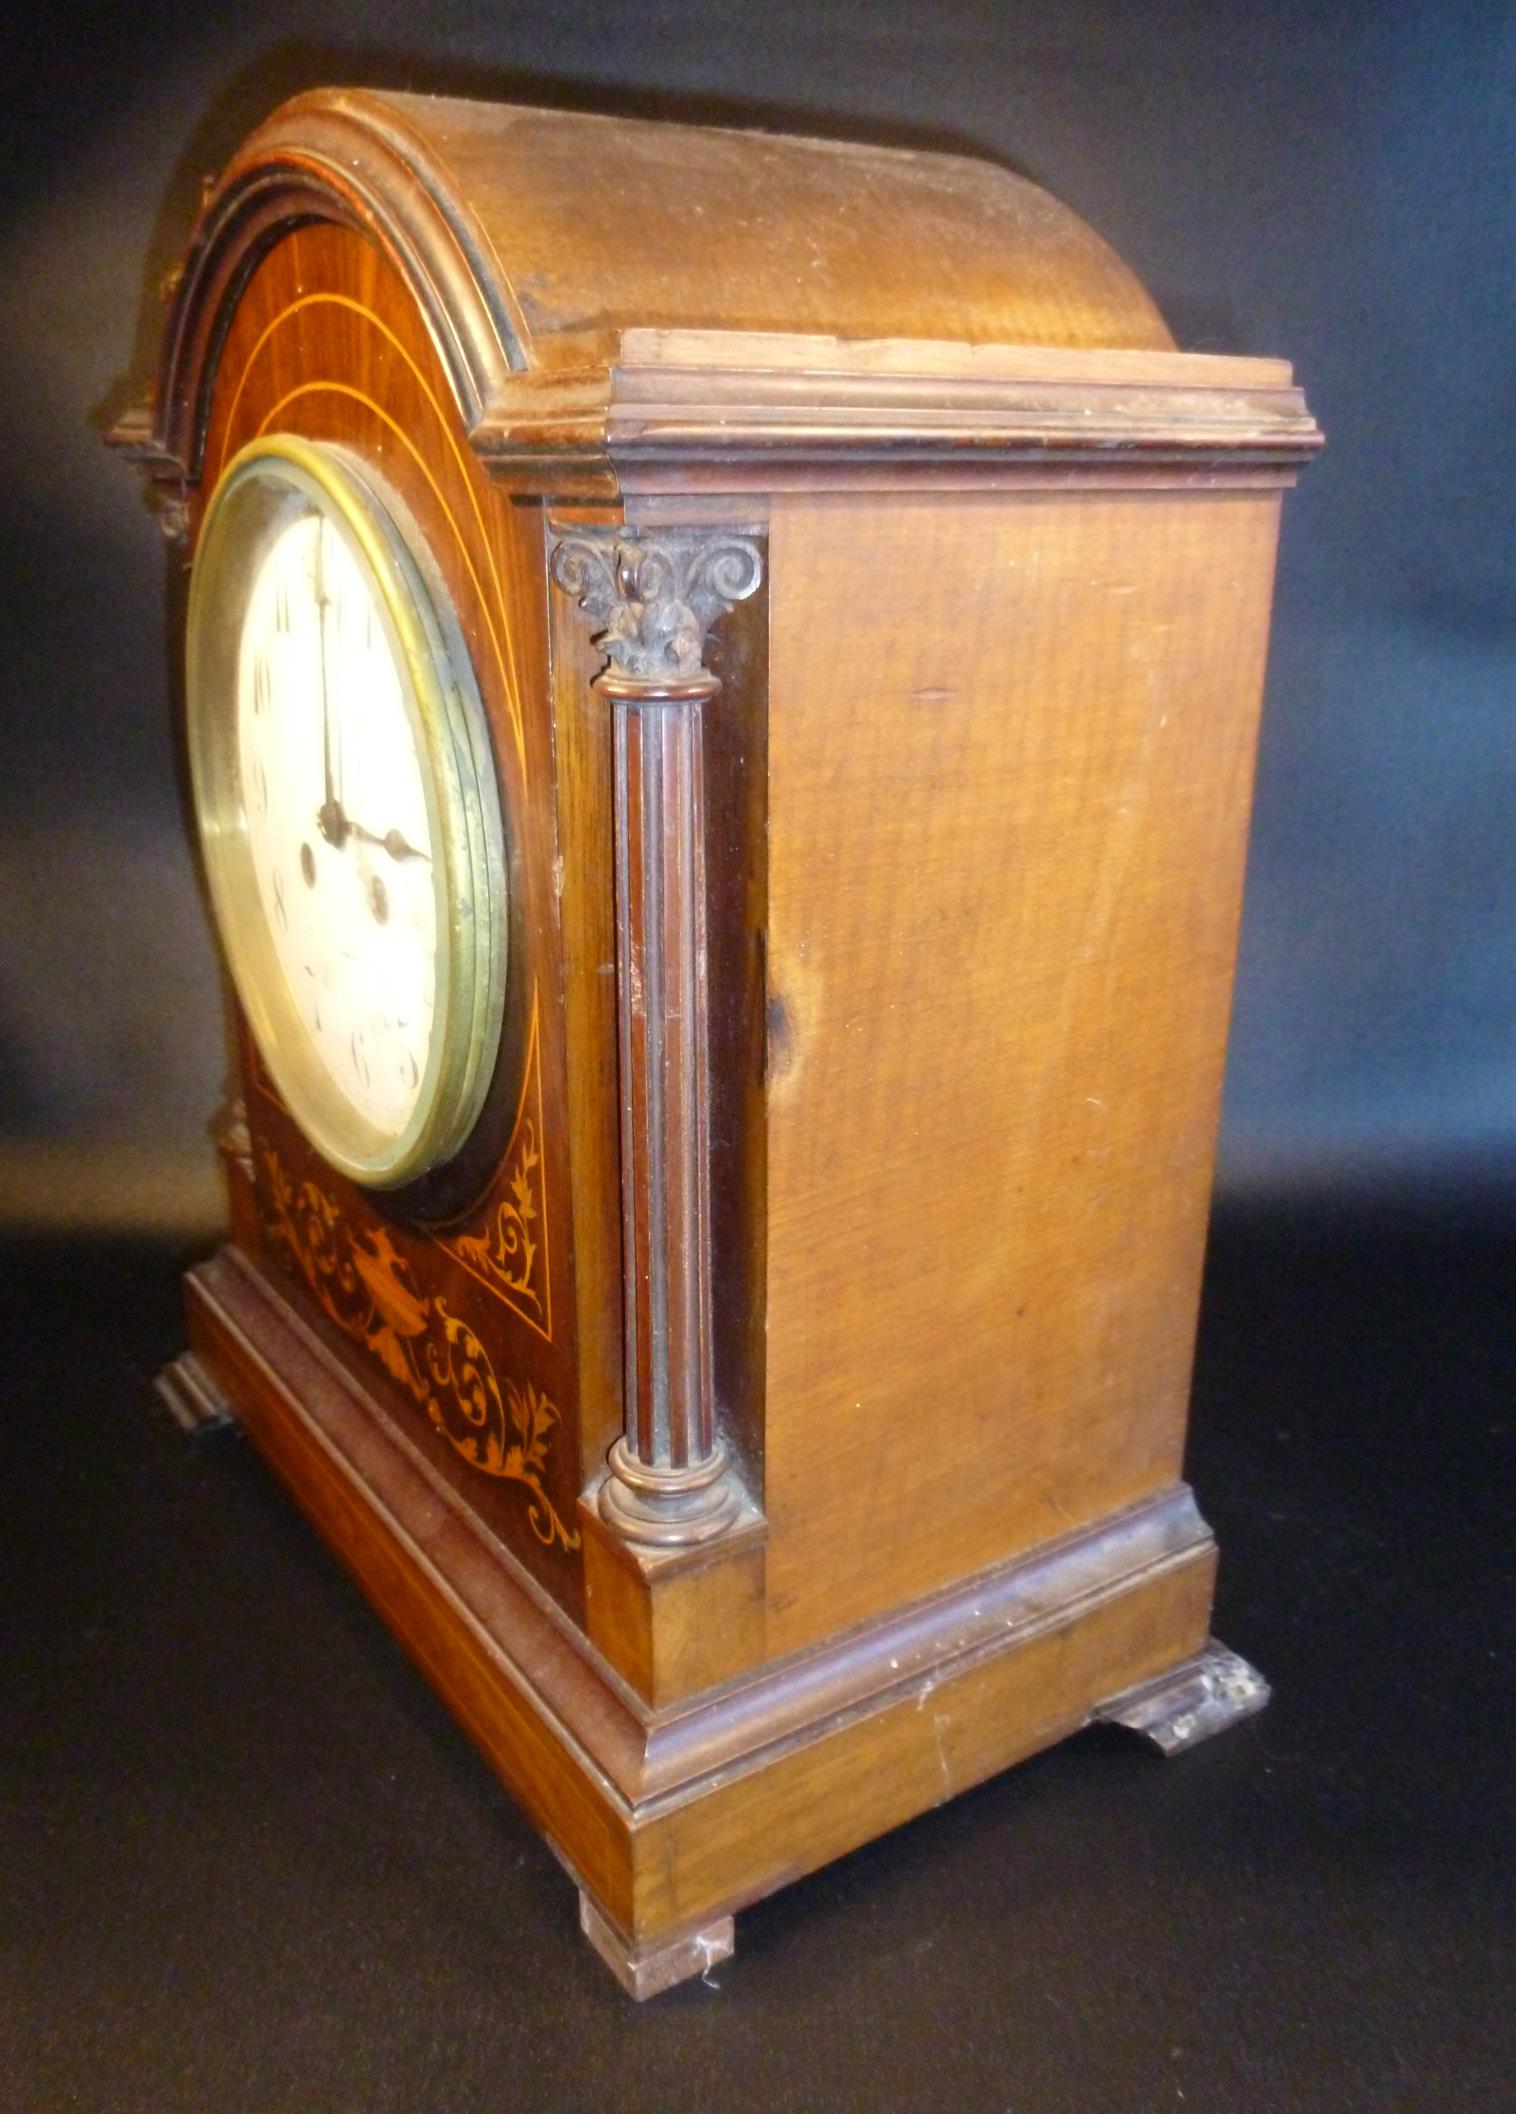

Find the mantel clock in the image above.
[{"left": 111, "top": 91, "right": 1320, "bottom": 1996}]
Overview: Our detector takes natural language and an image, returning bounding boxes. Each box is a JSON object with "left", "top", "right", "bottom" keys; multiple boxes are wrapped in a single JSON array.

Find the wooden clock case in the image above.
[{"left": 113, "top": 90, "right": 1320, "bottom": 1996}]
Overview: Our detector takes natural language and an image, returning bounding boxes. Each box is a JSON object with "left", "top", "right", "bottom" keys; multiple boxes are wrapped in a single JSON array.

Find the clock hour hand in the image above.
[
  {"left": 345, "top": 816, "right": 431, "bottom": 864},
  {"left": 312, "top": 517, "right": 349, "bottom": 849}
]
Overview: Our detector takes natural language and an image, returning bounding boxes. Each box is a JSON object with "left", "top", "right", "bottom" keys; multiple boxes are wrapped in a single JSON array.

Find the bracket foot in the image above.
[
  {"left": 579, "top": 1892, "right": 734, "bottom": 2000},
  {"left": 155, "top": 1351, "right": 236, "bottom": 1436},
  {"left": 1094, "top": 1638, "right": 1269, "bottom": 1755}
]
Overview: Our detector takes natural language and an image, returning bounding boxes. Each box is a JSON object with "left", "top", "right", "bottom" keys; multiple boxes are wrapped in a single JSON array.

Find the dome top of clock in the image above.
[
  {"left": 129, "top": 88, "right": 1320, "bottom": 499},
  {"left": 323, "top": 89, "right": 1172, "bottom": 361}
]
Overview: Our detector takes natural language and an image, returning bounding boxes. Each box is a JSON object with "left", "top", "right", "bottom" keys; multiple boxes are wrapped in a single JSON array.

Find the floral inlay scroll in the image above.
[
  {"left": 262, "top": 1148, "right": 578, "bottom": 1550},
  {"left": 442, "top": 994, "right": 553, "bottom": 1339}
]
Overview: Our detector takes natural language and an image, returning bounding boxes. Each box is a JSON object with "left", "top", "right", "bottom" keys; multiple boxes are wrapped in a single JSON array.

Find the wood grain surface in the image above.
[{"left": 761, "top": 487, "right": 1281, "bottom": 1655}]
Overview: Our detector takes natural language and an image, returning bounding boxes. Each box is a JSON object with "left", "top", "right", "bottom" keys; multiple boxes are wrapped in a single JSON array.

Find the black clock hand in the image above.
[
  {"left": 345, "top": 816, "right": 432, "bottom": 864},
  {"left": 313, "top": 517, "right": 349, "bottom": 848}
]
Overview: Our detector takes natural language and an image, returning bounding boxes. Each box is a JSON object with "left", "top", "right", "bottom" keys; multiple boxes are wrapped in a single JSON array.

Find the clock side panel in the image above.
[
  {"left": 191, "top": 221, "right": 607, "bottom": 1615},
  {"left": 761, "top": 485, "right": 1281, "bottom": 1658}
]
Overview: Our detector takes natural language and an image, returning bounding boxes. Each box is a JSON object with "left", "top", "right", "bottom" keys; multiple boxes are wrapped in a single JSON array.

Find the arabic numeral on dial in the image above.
[
  {"left": 271, "top": 868, "right": 288, "bottom": 933},
  {"left": 398, "top": 1048, "right": 418, "bottom": 1092},
  {"left": 253, "top": 653, "right": 271, "bottom": 716},
  {"left": 350, "top": 1024, "right": 371, "bottom": 1091}
]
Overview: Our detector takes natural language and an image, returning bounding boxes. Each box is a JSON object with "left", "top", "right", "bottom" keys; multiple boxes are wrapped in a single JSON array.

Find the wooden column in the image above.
[{"left": 551, "top": 529, "right": 763, "bottom": 1547}]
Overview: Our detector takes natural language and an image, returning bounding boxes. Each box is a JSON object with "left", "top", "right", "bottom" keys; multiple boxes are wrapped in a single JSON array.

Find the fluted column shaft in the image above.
[{"left": 551, "top": 529, "right": 762, "bottom": 1547}]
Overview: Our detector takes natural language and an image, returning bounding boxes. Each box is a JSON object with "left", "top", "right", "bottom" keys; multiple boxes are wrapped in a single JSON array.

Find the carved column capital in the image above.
[
  {"left": 551, "top": 529, "right": 762, "bottom": 686},
  {"left": 553, "top": 525, "right": 764, "bottom": 1549}
]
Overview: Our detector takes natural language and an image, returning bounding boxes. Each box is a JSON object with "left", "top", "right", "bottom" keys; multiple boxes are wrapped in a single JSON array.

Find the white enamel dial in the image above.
[
  {"left": 237, "top": 511, "right": 435, "bottom": 1139},
  {"left": 187, "top": 437, "right": 507, "bottom": 1188}
]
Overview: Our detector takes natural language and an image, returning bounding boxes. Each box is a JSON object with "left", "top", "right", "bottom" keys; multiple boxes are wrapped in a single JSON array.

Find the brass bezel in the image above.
[{"left": 186, "top": 435, "right": 506, "bottom": 1188}]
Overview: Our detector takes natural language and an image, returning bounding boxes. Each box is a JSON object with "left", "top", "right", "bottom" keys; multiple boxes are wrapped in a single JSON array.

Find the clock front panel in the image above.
[{"left": 192, "top": 220, "right": 613, "bottom": 1612}]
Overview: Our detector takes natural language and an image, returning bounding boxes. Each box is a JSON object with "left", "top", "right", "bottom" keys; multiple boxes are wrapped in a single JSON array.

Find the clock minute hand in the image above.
[{"left": 313, "top": 518, "right": 349, "bottom": 849}]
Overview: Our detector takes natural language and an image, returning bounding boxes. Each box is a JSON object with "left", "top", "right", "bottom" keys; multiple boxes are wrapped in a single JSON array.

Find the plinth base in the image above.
[{"left": 176, "top": 1244, "right": 1250, "bottom": 1998}]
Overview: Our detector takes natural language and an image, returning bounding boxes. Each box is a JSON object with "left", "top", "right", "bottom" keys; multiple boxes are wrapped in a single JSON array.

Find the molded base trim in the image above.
[{"left": 178, "top": 1244, "right": 1230, "bottom": 1991}]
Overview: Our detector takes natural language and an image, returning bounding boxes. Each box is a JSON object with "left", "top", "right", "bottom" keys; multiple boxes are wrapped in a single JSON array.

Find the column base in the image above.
[
  {"left": 598, "top": 1435, "right": 744, "bottom": 1548},
  {"left": 1094, "top": 1638, "right": 1269, "bottom": 1755}
]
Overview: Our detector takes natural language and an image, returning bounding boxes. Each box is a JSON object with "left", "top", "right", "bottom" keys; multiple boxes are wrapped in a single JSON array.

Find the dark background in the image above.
[
  {"left": 3, "top": 5, "right": 1513, "bottom": 2110},
  {"left": 3, "top": 0, "right": 1515, "bottom": 1227}
]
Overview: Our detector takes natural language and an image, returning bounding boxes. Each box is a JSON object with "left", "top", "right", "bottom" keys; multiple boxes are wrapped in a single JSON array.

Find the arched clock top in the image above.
[
  {"left": 122, "top": 88, "right": 1320, "bottom": 500},
  {"left": 146, "top": 91, "right": 531, "bottom": 483}
]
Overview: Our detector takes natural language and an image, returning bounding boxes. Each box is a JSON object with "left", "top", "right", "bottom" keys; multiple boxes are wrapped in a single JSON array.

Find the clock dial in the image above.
[
  {"left": 187, "top": 437, "right": 506, "bottom": 1187},
  {"left": 236, "top": 511, "right": 436, "bottom": 1140}
]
